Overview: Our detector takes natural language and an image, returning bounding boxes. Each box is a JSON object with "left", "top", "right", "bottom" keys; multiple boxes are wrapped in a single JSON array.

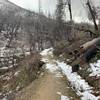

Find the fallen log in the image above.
[
  {"left": 80, "top": 37, "right": 100, "bottom": 53},
  {"left": 71, "top": 37, "right": 100, "bottom": 72}
]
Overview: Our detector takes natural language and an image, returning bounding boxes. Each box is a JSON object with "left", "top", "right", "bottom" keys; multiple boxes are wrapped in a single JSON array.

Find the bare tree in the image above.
[
  {"left": 0, "top": 9, "right": 6, "bottom": 32},
  {"left": 56, "top": 0, "right": 65, "bottom": 24},
  {"left": 38, "top": 0, "right": 42, "bottom": 14},
  {"left": 53, "top": 0, "right": 66, "bottom": 42},
  {"left": 86, "top": 0, "right": 99, "bottom": 34},
  {"left": 67, "top": 0, "right": 72, "bottom": 21},
  {"left": 4, "top": 11, "right": 21, "bottom": 48}
]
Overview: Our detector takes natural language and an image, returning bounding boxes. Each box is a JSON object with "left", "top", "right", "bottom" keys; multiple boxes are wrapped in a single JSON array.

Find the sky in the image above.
[
  {"left": 9, "top": 0, "right": 56, "bottom": 14},
  {"left": 9, "top": 0, "right": 100, "bottom": 23}
]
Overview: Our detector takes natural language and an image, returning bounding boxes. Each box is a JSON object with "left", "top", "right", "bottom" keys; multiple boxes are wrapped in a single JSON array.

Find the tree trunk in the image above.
[
  {"left": 86, "top": 0, "right": 98, "bottom": 32},
  {"left": 71, "top": 37, "right": 100, "bottom": 72},
  {"left": 68, "top": 0, "right": 72, "bottom": 21}
]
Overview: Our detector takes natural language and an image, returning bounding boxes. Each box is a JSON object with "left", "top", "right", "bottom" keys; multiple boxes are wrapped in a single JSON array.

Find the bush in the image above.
[
  {"left": 53, "top": 41, "right": 69, "bottom": 56},
  {"left": 89, "top": 52, "right": 100, "bottom": 63},
  {"left": 10, "top": 53, "right": 45, "bottom": 90},
  {"left": 78, "top": 67, "right": 91, "bottom": 79}
]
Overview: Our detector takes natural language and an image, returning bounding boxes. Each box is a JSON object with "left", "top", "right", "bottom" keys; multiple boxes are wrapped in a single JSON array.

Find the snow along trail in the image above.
[
  {"left": 15, "top": 48, "right": 79, "bottom": 100},
  {"left": 56, "top": 61, "right": 99, "bottom": 100},
  {"left": 41, "top": 48, "right": 100, "bottom": 100},
  {"left": 90, "top": 60, "right": 100, "bottom": 77}
]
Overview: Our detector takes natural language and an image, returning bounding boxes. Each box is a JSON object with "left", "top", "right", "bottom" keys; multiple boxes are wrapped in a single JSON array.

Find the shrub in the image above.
[
  {"left": 10, "top": 53, "right": 45, "bottom": 91},
  {"left": 78, "top": 67, "right": 91, "bottom": 79},
  {"left": 53, "top": 41, "right": 69, "bottom": 56}
]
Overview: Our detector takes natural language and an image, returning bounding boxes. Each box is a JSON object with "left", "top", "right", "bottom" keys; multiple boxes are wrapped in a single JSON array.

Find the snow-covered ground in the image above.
[
  {"left": 57, "top": 92, "right": 70, "bottom": 100},
  {"left": 40, "top": 48, "right": 53, "bottom": 57},
  {"left": 41, "top": 48, "right": 100, "bottom": 100},
  {"left": 0, "top": 47, "right": 30, "bottom": 57},
  {"left": 57, "top": 61, "right": 99, "bottom": 100},
  {"left": 90, "top": 60, "right": 100, "bottom": 77},
  {"left": 61, "top": 95, "right": 69, "bottom": 100}
]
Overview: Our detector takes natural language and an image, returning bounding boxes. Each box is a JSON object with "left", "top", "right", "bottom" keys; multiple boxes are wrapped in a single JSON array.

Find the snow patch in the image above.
[
  {"left": 61, "top": 95, "right": 69, "bottom": 100},
  {"left": 56, "top": 61, "right": 99, "bottom": 100},
  {"left": 40, "top": 48, "right": 53, "bottom": 56},
  {"left": 46, "top": 63, "right": 63, "bottom": 77},
  {"left": 46, "top": 63, "right": 59, "bottom": 72},
  {"left": 57, "top": 62, "right": 91, "bottom": 91},
  {"left": 81, "top": 91, "right": 99, "bottom": 100},
  {"left": 57, "top": 92, "right": 62, "bottom": 95},
  {"left": 90, "top": 60, "right": 100, "bottom": 76},
  {"left": 57, "top": 92, "right": 69, "bottom": 100},
  {"left": 14, "top": 71, "right": 20, "bottom": 76},
  {"left": 41, "top": 48, "right": 99, "bottom": 100}
]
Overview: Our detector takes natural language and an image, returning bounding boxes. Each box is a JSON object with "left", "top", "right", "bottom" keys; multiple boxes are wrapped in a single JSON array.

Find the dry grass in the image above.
[
  {"left": 10, "top": 53, "right": 44, "bottom": 90},
  {"left": 0, "top": 53, "right": 45, "bottom": 99}
]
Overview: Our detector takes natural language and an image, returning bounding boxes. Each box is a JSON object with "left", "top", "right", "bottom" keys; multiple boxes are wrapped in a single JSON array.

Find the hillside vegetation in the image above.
[{"left": 0, "top": 0, "right": 100, "bottom": 100}]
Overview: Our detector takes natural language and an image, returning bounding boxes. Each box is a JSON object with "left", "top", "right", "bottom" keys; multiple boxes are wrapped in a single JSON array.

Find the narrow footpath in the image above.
[{"left": 15, "top": 49, "right": 79, "bottom": 100}]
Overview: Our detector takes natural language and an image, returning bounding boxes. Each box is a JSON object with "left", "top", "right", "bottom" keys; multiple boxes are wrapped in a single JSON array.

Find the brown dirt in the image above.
[
  {"left": 14, "top": 51, "right": 80, "bottom": 100},
  {"left": 14, "top": 70, "right": 80, "bottom": 100}
]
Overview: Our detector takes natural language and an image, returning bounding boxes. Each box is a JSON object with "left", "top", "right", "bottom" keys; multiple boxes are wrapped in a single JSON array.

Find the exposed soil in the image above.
[
  {"left": 15, "top": 69, "right": 80, "bottom": 100},
  {"left": 14, "top": 50, "right": 80, "bottom": 100}
]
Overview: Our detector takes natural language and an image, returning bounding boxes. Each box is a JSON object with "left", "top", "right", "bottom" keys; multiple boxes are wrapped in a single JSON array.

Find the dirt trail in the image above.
[
  {"left": 15, "top": 70, "right": 79, "bottom": 100},
  {"left": 15, "top": 51, "right": 80, "bottom": 100}
]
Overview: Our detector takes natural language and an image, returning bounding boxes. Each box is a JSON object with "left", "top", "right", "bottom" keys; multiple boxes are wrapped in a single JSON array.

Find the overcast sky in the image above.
[
  {"left": 9, "top": 0, "right": 56, "bottom": 13},
  {"left": 9, "top": 0, "right": 100, "bottom": 23}
]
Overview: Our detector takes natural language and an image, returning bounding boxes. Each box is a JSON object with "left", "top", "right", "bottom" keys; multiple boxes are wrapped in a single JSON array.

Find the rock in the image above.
[{"left": 72, "top": 64, "right": 79, "bottom": 72}]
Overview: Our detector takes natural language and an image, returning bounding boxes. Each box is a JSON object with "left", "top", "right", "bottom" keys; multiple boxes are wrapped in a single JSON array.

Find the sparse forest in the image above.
[{"left": 0, "top": 0, "right": 100, "bottom": 100}]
